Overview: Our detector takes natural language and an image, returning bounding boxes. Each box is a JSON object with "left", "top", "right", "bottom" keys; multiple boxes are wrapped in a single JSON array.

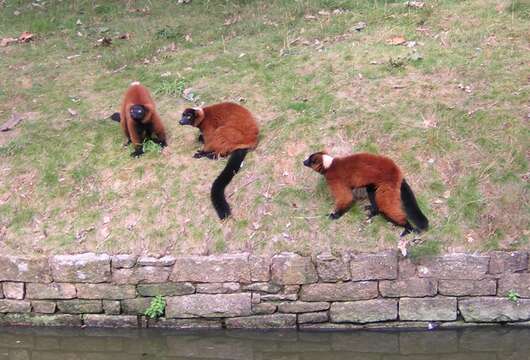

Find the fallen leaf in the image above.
[
  {"left": 67, "top": 108, "right": 78, "bottom": 117},
  {"left": 0, "top": 37, "right": 18, "bottom": 47},
  {"left": 76, "top": 19, "right": 82, "bottom": 25},
  {"left": 318, "top": 10, "right": 330, "bottom": 16},
  {"left": 386, "top": 36, "right": 407, "bottom": 45},
  {"left": 66, "top": 54, "right": 81, "bottom": 60},
  {"left": 128, "top": 7, "right": 150, "bottom": 14},
  {"left": 96, "top": 37, "right": 112, "bottom": 46},
  {"left": 117, "top": 33, "right": 130, "bottom": 40},
  {"left": 75, "top": 227, "right": 95, "bottom": 241},
  {"left": 100, "top": 227, "right": 110, "bottom": 239},
  {"left": 404, "top": 1, "right": 425, "bottom": 8},
  {"left": 422, "top": 113, "right": 437, "bottom": 128},
  {"left": 185, "top": 34, "right": 192, "bottom": 42},
  {"left": 224, "top": 15, "right": 241, "bottom": 26},
  {"left": 0, "top": 113, "right": 23, "bottom": 132},
  {"left": 416, "top": 26, "right": 431, "bottom": 35},
  {"left": 304, "top": 14, "right": 317, "bottom": 20}
]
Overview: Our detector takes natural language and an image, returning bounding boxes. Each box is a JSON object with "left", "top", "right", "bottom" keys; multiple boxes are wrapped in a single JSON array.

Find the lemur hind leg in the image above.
[{"left": 364, "top": 184, "right": 379, "bottom": 218}]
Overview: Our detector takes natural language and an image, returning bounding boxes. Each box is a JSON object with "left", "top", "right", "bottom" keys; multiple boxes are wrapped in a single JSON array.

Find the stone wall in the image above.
[{"left": 0, "top": 251, "right": 529, "bottom": 329}]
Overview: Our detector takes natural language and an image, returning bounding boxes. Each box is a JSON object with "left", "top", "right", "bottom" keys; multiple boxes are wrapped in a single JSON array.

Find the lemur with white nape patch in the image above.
[{"left": 303, "top": 151, "right": 429, "bottom": 236}]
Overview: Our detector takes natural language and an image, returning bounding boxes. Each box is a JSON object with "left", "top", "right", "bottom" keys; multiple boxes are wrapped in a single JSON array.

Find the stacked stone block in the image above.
[{"left": 0, "top": 251, "right": 529, "bottom": 328}]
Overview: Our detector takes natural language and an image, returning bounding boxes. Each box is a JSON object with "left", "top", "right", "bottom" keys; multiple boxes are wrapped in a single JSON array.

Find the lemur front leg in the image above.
[{"left": 365, "top": 184, "right": 379, "bottom": 218}]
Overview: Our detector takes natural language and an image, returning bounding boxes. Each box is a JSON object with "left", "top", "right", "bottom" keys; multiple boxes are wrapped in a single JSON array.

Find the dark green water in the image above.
[{"left": 0, "top": 327, "right": 529, "bottom": 359}]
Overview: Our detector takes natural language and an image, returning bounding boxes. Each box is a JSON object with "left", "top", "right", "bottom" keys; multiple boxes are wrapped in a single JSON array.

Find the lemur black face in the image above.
[
  {"left": 303, "top": 152, "right": 328, "bottom": 173},
  {"left": 303, "top": 152, "right": 321, "bottom": 167},
  {"left": 179, "top": 108, "right": 196, "bottom": 126},
  {"left": 130, "top": 105, "right": 146, "bottom": 122},
  {"left": 303, "top": 154, "right": 314, "bottom": 167}
]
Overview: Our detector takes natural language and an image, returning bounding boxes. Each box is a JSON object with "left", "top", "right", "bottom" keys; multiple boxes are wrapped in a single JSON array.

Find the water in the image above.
[{"left": 0, "top": 326, "right": 529, "bottom": 359}]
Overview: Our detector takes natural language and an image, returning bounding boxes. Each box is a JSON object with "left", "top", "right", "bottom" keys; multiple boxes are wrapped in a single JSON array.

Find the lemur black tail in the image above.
[
  {"left": 110, "top": 112, "right": 121, "bottom": 122},
  {"left": 401, "top": 179, "right": 429, "bottom": 232},
  {"left": 211, "top": 148, "right": 248, "bottom": 220}
]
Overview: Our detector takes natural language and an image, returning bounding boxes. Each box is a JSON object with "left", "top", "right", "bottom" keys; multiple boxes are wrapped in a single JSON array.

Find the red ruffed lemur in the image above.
[
  {"left": 179, "top": 102, "right": 259, "bottom": 220},
  {"left": 303, "top": 151, "right": 429, "bottom": 236},
  {"left": 110, "top": 82, "right": 167, "bottom": 157}
]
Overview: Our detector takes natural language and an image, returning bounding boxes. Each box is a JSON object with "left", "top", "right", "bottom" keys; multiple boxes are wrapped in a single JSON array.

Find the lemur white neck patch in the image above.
[
  {"left": 192, "top": 107, "right": 204, "bottom": 116},
  {"left": 131, "top": 81, "right": 140, "bottom": 86},
  {"left": 322, "top": 155, "right": 334, "bottom": 169}
]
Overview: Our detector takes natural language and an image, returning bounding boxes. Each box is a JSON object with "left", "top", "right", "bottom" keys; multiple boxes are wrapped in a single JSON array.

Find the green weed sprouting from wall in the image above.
[
  {"left": 507, "top": 290, "right": 520, "bottom": 303},
  {"left": 145, "top": 295, "right": 166, "bottom": 319}
]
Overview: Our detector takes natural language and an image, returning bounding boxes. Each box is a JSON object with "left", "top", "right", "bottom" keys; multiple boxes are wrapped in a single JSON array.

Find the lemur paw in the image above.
[
  {"left": 328, "top": 213, "right": 340, "bottom": 220},
  {"left": 204, "top": 152, "right": 219, "bottom": 160},
  {"left": 131, "top": 150, "right": 144, "bottom": 158}
]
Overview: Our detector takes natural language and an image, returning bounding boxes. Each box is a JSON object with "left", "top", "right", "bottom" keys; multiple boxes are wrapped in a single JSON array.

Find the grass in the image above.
[{"left": 0, "top": 0, "right": 528, "bottom": 256}]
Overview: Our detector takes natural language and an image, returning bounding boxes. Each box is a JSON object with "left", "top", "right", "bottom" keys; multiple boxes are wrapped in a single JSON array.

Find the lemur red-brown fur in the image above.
[
  {"left": 112, "top": 82, "right": 167, "bottom": 157},
  {"left": 179, "top": 102, "right": 258, "bottom": 159},
  {"left": 179, "top": 102, "right": 259, "bottom": 219},
  {"left": 303, "top": 151, "right": 429, "bottom": 236}
]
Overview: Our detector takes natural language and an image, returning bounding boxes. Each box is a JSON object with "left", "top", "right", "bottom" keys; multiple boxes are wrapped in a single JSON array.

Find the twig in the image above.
[
  {"left": 293, "top": 215, "right": 327, "bottom": 219},
  {"left": 0, "top": 113, "right": 23, "bottom": 132},
  {"left": 111, "top": 64, "right": 127, "bottom": 74},
  {"left": 228, "top": 177, "right": 259, "bottom": 198}
]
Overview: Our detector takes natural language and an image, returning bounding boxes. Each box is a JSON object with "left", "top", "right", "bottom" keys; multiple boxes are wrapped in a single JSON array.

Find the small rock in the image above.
[{"left": 353, "top": 21, "right": 367, "bottom": 32}]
